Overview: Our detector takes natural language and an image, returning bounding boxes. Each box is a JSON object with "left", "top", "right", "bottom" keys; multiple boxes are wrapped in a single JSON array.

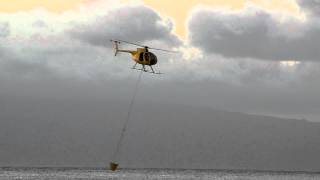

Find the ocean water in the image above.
[{"left": 0, "top": 168, "right": 319, "bottom": 180}]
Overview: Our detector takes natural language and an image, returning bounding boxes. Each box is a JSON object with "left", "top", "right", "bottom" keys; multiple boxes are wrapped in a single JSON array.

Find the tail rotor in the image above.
[{"left": 111, "top": 40, "right": 120, "bottom": 56}]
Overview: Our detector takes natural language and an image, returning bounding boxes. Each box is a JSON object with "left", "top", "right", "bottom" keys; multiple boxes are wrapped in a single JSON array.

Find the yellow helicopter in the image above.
[{"left": 110, "top": 39, "right": 177, "bottom": 74}]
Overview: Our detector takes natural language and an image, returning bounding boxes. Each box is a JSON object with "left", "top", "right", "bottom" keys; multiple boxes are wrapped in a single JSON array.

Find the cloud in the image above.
[
  {"left": 0, "top": 22, "right": 10, "bottom": 37},
  {"left": 0, "top": 1, "right": 317, "bottom": 84},
  {"left": 298, "top": 0, "right": 320, "bottom": 16},
  {"left": 70, "top": 5, "right": 181, "bottom": 48},
  {"left": 0, "top": 4, "right": 182, "bottom": 81},
  {"left": 0, "top": 0, "right": 320, "bottom": 122},
  {"left": 188, "top": 5, "right": 320, "bottom": 61}
]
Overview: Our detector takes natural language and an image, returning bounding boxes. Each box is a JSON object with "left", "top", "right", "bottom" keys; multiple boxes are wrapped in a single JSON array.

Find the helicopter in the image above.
[{"left": 110, "top": 39, "right": 177, "bottom": 74}]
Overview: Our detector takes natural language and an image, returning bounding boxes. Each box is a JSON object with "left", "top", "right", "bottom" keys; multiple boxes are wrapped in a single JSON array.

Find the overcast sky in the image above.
[
  {"left": 3, "top": 0, "right": 320, "bottom": 170},
  {"left": 0, "top": 0, "right": 319, "bottom": 121}
]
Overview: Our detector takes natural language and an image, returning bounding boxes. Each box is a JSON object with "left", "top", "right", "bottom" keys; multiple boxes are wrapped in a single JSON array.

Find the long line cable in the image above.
[{"left": 112, "top": 70, "right": 143, "bottom": 162}]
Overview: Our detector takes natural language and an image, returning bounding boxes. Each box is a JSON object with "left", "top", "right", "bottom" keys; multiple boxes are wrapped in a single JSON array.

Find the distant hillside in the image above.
[{"left": 0, "top": 95, "right": 320, "bottom": 171}]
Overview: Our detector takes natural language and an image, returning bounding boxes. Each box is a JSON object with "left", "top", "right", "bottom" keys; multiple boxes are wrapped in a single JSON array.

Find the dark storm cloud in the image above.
[
  {"left": 70, "top": 5, "right": 181, "bottom": 48},
  {"left": 188, "top": 5, "right": 320, "bottom": 61}
]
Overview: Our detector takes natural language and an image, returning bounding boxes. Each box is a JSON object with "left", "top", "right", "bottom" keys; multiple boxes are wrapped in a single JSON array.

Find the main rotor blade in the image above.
[
  {"left": 148, "top": 47, "right": 178, "bottom": 53},
  {"left": 111, "top": 39, "right": 178, "bottom": 53},
  {"left": 113, "top": 39, "right": 145, "bottom": 47}
]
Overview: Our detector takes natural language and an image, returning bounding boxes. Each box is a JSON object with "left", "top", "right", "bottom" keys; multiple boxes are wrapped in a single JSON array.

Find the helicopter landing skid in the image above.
[{"left": 131, "top": 67, "right": 163, "bottom": 75}]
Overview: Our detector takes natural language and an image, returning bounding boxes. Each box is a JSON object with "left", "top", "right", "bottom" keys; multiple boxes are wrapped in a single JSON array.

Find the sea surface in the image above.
[{"left": 0, "top": 168, "right": 319, "bottom": 180}]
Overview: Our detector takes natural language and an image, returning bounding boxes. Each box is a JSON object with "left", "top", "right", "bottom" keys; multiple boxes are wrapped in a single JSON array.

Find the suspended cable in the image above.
[{"left": 110, "top": 70, "right": 143, "bottom": 171}]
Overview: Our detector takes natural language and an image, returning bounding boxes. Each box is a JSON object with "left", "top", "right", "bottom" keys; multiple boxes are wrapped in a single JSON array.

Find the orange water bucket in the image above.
[{"left": 110, "top": 162, "right": 119, "bottom": 171}]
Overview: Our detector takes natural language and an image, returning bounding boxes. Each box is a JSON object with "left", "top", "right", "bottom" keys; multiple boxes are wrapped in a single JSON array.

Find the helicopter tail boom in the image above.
[{"left": 111, "top": 40, "right": 135, "bottom": 56}]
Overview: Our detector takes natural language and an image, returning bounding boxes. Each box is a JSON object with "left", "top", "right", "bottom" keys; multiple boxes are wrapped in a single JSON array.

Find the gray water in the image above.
[{"left": 0, "top": 168, "right": 319, "bottom": 180}]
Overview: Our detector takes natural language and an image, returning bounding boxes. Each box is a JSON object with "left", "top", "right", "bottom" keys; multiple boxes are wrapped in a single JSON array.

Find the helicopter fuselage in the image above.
[
  {"left": 118, "top": 48, "right": 158, "bottom": 66},
  {"left": 111, "top": 39, "right": 175, "bottom": 74}
]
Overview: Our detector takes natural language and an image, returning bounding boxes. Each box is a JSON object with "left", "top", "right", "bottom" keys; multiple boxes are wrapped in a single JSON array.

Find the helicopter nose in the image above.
[{"left": 150, "top": 58, "right": 157, "bottom": 65}]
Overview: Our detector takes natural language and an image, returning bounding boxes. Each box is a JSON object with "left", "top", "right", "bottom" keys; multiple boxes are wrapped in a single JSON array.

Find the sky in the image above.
[
  {"left": 0, "top": 0, "right": 320, "bottom": 122},
  {"left": 0, "top": 0, "right": 302, "bottom": 38},
  {"left": 1, "top": 0, "right": 320, "bottom": 170}
]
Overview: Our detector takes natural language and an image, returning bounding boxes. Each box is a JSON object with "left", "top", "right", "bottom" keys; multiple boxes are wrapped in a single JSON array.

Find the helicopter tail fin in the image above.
[{"left": 111, "top": 40, "right": 120, "bottom": 56}]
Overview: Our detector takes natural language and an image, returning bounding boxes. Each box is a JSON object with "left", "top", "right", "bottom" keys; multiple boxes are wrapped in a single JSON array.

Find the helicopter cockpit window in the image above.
[
  {"left": 139, "top": 53, "right": 144, "bottom": 61},
  {"left": 149, "top": 53, "right": 157, "bottom": 61},
  {"left": 144, "top": 52, "right": 150, "bottom": 62}
]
